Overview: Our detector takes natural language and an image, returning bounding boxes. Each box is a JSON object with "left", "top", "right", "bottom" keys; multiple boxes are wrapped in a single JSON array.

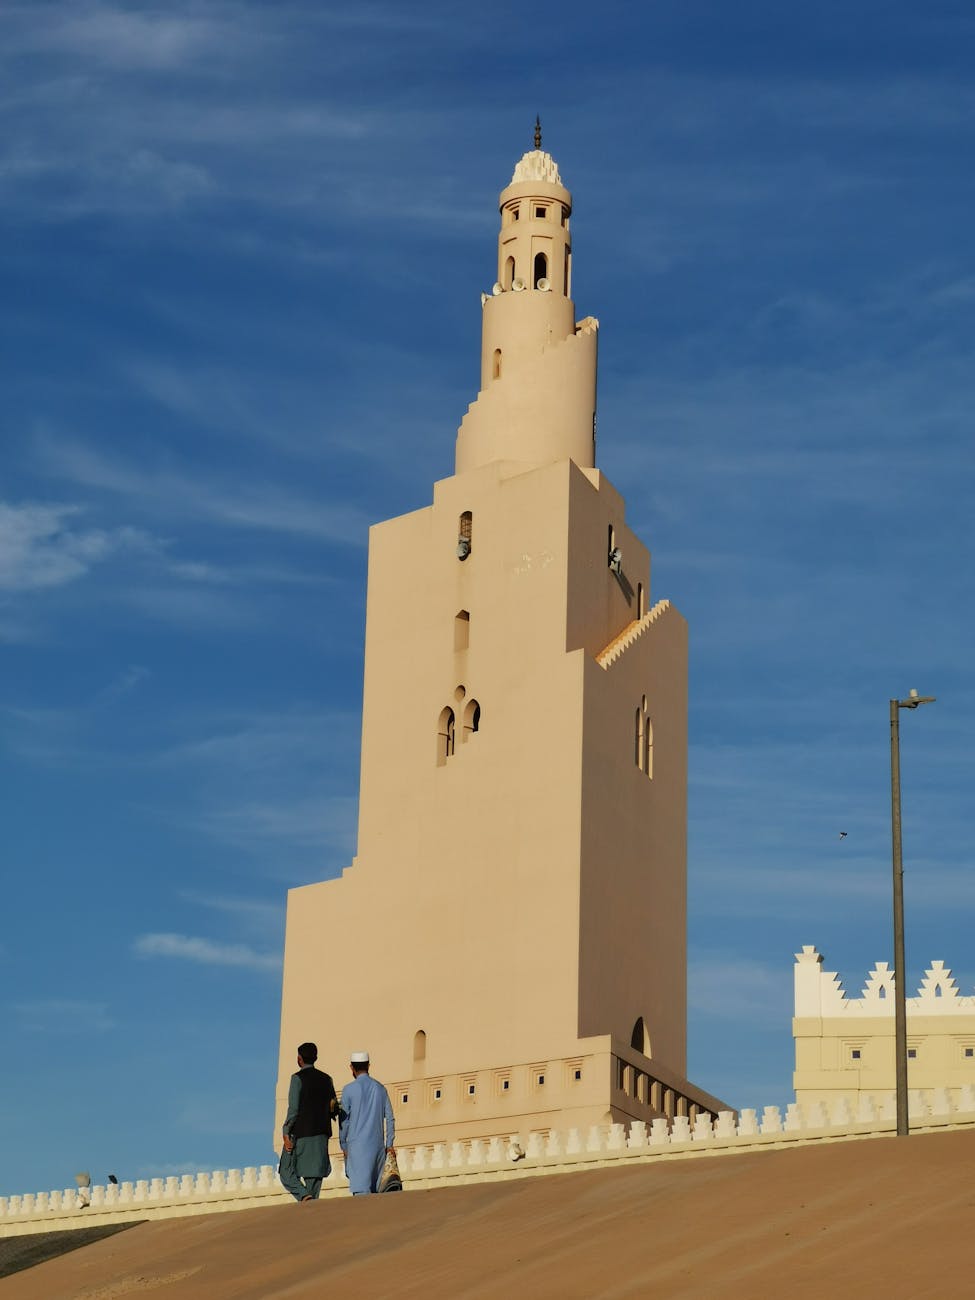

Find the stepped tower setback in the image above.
[{"left": 277, "top": 132, "right": 725, "bottom": 1147}]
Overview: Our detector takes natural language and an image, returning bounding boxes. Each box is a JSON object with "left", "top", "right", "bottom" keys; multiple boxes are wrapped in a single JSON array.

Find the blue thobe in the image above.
[{"left": 339, "top": 1073, "right": 395, "bottom": 1195}]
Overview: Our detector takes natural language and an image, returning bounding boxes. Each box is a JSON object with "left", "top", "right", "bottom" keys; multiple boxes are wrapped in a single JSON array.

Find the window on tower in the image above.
[
  {"left": 533, "top": 252, "right": 548, "bottom": 288},
  {"left": 458, "top": 511, "right": 473, "bottom": 560},
  {"left": 493, "top": 348, "right": 502, "bottom": 379},
  {"left": 437, "top": 707, "right": 455, "bottom": 765},
  {"left": 505, "top": 256, "right": 515, "bottom": 290},
  {"left": 463, "top": 698, "right": 480, "bottom": 741},
  {"left": 454, "top": 610, "right": 470, "bottom": 652},
  {"left": 535, "top": 205, "right": 546, "bottom": 219},
  {"left": 635, "top": 696, "right": 653, "bottom": 778}
]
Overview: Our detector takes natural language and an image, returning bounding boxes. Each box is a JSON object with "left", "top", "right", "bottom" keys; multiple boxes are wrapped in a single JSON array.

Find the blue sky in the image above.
[{"left": 2, "top": 0, "right": 973, "bottom": 1195}]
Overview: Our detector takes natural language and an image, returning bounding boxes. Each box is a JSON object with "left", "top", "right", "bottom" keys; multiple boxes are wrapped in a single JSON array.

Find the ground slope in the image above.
[{"left": 2, "top": 1130, "right": 972, "bottom": 1299}]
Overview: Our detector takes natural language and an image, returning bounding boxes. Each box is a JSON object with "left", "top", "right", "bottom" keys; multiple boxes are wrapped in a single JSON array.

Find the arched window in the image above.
[
  {"left": 454, "top": 610, "right": 470, "bottom": 652},
  {"left": 413, "top": 1029, "right": 426, "bottom": 1063},
  {"left": 437, "top": 707, "right": 455, "bottom": 766},
  {"left": 505, "top": 256, "right": 516, "bottom": 290},
  {"left": 493, "top": 348, "right": 502, "bottom": 379},
  {"left": 637, "top": 582, "right": 645, "bottom": 618},
  {"left": 533, "top": 252, "right": 548, "bottom": 288},
  {"left": 635, "top": 707, "right": 644, "bottom": 767},
  {"left": 458, "top": 511, "right": 472, "bottom": 560},
  {"left": 463, "top": 698, "right": 480, "bottom": 741},
  {"left": 631, "top": 1017, "right": 650, "bottom": 1056}
]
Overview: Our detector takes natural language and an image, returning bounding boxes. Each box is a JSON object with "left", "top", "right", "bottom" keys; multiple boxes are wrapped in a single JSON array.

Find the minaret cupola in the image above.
[{"left": 455, "top": 122, "right": 599, "bottom": 475}]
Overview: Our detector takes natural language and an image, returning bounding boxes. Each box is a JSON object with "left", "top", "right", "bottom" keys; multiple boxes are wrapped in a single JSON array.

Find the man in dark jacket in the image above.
[{"left": 280, "top": 1041, "right": 338, "bottom": 1201}]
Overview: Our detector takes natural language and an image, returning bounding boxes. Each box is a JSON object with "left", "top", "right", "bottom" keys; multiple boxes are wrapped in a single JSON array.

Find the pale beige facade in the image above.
[
  {"left": 794, "top": 945, "right": 975, "bottom": 1110},
  {"left": 277, "top": 138, "right": 725, "bottom": 1151}
]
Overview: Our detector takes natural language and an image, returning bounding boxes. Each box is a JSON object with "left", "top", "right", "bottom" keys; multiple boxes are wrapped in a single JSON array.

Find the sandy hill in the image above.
[{"left": 3, "top": 1129, "right": 973, "bottom": 1299}]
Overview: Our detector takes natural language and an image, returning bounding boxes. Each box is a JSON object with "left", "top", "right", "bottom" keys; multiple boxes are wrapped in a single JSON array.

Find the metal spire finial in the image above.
[{"left": 534, "top": 115, "right": 542, "bottom": 150}]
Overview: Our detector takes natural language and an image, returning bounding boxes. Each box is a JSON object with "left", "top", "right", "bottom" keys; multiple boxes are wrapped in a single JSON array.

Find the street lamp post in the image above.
[{"left": 890, "top": 689, "right": 936, "bottom": 1137}]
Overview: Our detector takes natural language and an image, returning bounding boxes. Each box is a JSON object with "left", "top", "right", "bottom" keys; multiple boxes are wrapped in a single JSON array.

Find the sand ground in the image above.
[{"left": 2, "top": 1129, "right": 973, "bottom": 1299}]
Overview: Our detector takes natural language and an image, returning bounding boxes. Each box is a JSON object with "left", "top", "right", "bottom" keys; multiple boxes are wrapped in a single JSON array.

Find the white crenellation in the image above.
[
  {"left": 6, "top": 1091, "right": 975, "bottom": 1234},
  {"left": 795, "top": 948, "right": 975, "bottom": 1015}
]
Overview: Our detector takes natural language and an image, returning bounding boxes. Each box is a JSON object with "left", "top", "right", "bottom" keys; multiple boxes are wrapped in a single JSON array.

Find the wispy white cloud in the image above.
[
  {"left": 12, "top": 998, "right": 115, "bottom": 1033},
  {"left": 4, "top": 2, "right": 249, "bottom": 71},
  {"left": 0, "top": 501, "right": 157, "bottom": 591},
  {"left": 33, "top": 433, "right": 370, "bottom": 543},
  {"left": 133, "top": 932, "right": 280, "bottom": 972},
  {"left": 195, "top": 794, "right": 357, "bottom": 856},
  {"left": 178, "top": 891, "right": 285, "bottom": 935}
]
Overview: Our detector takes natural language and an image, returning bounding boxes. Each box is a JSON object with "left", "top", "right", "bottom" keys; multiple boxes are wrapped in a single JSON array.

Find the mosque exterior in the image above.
[{"left": 276, "top": 131, "right": 726, "bottom": 1150}]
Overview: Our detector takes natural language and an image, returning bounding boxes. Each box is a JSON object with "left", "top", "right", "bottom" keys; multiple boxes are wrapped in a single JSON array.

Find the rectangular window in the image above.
[
  {"left": 502, "top": 1079, "right": 510, "bottom": 1090},
  {"left": 468, "top": 1084, "right": 476, "bottom": 1096},
  {"left": 851, "top": 1049, "right": 861, "bottom": 1060},
  {"left": 574, "top": 1069, "right": 582, "bottom": 1081},
  {"left": 537, "top": 1073, "right": 545, "bottom": 1086},
  {"left": 907, "top": 1049, "right": 917, "bottom": 1059},
  {"left": 966, "top": 1048, "right": 974, "bottom": 1058},
  {"left": 535, "top": 205, "right": 546, "bottom": 219},
  {"left": 401, "top": 1093, "right": 409, "bottom": 1104}
]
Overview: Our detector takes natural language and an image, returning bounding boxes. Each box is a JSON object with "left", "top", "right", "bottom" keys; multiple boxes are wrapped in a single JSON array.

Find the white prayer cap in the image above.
[{"left": 350, "top": 1050, "right": 370, "bottom": 1064}]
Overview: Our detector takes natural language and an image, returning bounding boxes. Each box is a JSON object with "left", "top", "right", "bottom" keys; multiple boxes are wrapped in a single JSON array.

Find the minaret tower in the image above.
[{"left": 277, "top": 129, "right": 724, "bottom": 1149}]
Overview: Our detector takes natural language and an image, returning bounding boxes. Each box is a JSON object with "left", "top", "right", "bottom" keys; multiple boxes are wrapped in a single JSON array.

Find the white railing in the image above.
[{"left": 4, "top": 1087, "right": 975, "bottom": 1236}]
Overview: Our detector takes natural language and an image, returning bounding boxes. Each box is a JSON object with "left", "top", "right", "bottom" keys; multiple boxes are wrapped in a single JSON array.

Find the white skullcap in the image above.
[{"left": 350, "top": 1050, "right": 369, "bottom": 1064}]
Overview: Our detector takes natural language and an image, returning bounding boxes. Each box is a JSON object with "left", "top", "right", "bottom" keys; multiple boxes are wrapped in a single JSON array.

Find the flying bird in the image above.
[{"left": 839, "top": 831, "right": 848, "bottom": 839}]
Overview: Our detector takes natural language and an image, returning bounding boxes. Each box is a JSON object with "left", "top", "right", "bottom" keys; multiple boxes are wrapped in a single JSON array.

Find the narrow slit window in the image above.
[
  {"left": 493, "top": 348, "right": 502, "bottom": 379},
  {"left": 636, "top": 696, "right": 653, "bottom": 778},
  {"left": 454, "top": 610, "right": 470, "bottom": 652},
  {"left": 505, "top": 255, "right": 516, "bottom": 289},
  {"left": 533, "top": 252, "right": 548, "bottom": 288}
]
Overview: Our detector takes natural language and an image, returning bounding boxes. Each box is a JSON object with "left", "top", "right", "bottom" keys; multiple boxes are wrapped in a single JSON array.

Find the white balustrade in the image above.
[
  {"left": 607, "top": 1123, "right": 627, "bottom": 1151},
  {"left": 691, "top": 1114, "right": 714, "bottom": 1142},
  {"left": 713, "top": 1111, "right": 737, "bottom": 1138},
  {"left": 670, "top": 1115, "right": 692, "bottom": 1142},
  {"left": 6, "top": 1086, "right": 975, "bottom": 1232},
  {"left": 649, "top": 1118, "right": 669, "bottom": 1145},
  {"left": 627, "top": 1120, "right": 648, "bottom": 1149},
  {"left": 760, "top": 1106, "right": 782, "bottom": 1135},
  {"left": 525, "top": 1132, "right": 545, "bottom": 1158},
  {"left": 737, "top": 1108, "right": 759, "bottom": 1137}
]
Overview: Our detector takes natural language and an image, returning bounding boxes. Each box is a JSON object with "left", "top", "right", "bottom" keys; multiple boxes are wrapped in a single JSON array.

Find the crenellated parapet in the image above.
[
  {"left": 794, "top": 945, "right": 975, "bottom": 1017},
  {"left": 6, "top": 1090, "right": 975, "bottom": 1237}
]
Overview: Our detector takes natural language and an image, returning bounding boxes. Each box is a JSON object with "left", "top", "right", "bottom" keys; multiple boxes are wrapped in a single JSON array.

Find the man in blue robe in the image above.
[
  {"left": 280, "top": 1042, "right": 338, "bottom": 1201},
  {"left": 338, "top": 1051, "right": 396, "bottom": 1195}
]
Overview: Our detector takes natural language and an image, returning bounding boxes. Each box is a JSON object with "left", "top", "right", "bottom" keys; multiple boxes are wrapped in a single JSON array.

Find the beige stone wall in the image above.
[{"left": 793, "top": 945, "right": 975, "bottom": 1108}]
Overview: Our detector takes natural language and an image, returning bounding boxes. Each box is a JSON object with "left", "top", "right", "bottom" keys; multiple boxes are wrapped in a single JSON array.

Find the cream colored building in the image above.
[
  {"left": 277, "top": 132, "right": 725, "bottom": 1151},
  {"left": 794, "top": 945, "right": 975, "bottom": 1110}
]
